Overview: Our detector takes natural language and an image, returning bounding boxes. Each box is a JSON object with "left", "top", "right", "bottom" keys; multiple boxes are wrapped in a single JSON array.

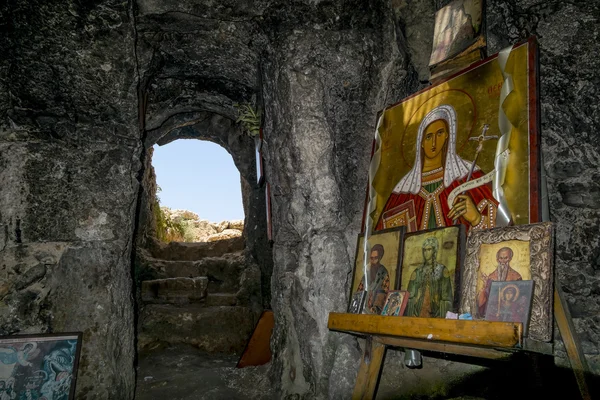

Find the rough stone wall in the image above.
[
  {"left": 261, "top": 1, "right": 418, "bottom": 397},
  {"left": 0, "top": 1, "right": 139, "bottom": 398},
  {"left": 135, "top": 147, "right": 158, "bottom": 249},
  {"left": 0, "top": 0, "right": 598, "bottom": 399}
]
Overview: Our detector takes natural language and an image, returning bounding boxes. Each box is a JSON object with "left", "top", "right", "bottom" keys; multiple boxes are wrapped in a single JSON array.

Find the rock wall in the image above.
[
  {"left": 135, "top": 146, "right": 159, "bottom": 249},
  {"left": 261, "top": 2, "right": 418, "bottom": 397},
  {"left": 0, "top": 1, "right": 139, "bottom": 398},
  {"left": 1, "top": 0, "right": 598, "bottom": 399}
]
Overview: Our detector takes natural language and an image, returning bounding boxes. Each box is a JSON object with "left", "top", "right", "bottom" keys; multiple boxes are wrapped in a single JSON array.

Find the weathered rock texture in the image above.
[
  {"left": 0, "top": 1, "right": 139, "bottom": 398},
  {"left": 141, "top": 277, "right": 209, "bottom": 304},
  {"left": 260, "top": 2, "right": 424, "bottom": 397},
  {"left": 157, "top": 207, "right": 244, "bottom": 242},
  {"left": 135, "top": 344, "right": 272, "bottom": 400},
  {"left": 136, "top": 242, "right": 262, "bottom": 354}
]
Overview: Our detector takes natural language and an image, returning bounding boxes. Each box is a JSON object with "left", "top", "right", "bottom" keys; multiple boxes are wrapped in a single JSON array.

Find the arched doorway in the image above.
[
  {"left": 152, "top": 140, "right": 245, "bottom": 243},
  {"left": 132, "top": 112, "right": 273, "bottom": 399}
]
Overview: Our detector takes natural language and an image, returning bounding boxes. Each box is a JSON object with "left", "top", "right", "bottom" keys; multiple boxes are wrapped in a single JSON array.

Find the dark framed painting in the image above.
[
  {"left": 381, "top": 290, "right": 409, "bottom": 317},
  {"left": 485, "top": 280, "right": 535, "bottom": 335},
  {"left": 398, "top": 225, "right": 465, "bottom": 318},
  {"left": 348, "top": 227, "right": 404, "bottom": 315},
  {"left": 366, "top": 37, "right": 540, "bottom": 236},
  {"left": 0, "top": 332, "right": 83, "bottom": 400},
  {"left": 460, "top": 222, "right": 553, "bottom": 341}
]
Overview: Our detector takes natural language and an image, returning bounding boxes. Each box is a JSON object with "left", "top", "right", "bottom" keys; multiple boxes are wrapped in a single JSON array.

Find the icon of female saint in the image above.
[{"left": 376, "top": 104, "right": 498, "bottom": 232}]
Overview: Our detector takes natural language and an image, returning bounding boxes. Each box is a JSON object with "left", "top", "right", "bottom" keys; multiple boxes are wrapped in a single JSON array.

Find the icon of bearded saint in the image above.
[{"left": 376, "top": 104, "right": 498, "bottom": 233}]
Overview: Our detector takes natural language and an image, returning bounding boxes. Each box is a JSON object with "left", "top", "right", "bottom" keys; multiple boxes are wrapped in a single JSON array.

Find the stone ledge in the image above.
[
  {"left": 138, "top": 304, "right": 257, "bottom": 354},
  {"left": 141, "top": 277, "right": 208, "bottom": 304},
  {"left": 148, "top": 236, "right": 245, "bottom": 261}
]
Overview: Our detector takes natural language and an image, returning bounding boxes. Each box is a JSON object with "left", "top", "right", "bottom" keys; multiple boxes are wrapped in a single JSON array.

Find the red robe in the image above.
[{"left": 375, "top": 170, "right": 498, "bottom": 232}]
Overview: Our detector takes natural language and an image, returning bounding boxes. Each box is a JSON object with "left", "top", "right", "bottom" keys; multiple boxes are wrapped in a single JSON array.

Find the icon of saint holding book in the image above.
[{"left": 376, "top": 104, "right": 498, "bottom": 232}]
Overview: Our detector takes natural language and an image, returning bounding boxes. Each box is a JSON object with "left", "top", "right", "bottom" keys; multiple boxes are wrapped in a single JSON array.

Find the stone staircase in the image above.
[{"left": 136, "top": 237, "right": 261, "bottom": 354}]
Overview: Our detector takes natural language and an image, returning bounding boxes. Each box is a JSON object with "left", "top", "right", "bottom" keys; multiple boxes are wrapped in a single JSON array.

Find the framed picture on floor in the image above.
[{"left": 0, "top": 332, "right": 83, "bottom": 400}]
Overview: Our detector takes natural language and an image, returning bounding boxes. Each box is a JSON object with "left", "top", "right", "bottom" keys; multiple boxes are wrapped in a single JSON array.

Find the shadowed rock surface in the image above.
[
  {"left": 135, "top": 344, "right": 272, "bottom": 400},
  {"left": 137, "top": 239, "right": 262, "bottom": 354}
]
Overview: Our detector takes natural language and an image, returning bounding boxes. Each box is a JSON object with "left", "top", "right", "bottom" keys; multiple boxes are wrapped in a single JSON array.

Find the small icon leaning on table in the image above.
[
  {"left": 348, "top": 291, "right": 366, "bottom": 314},
  {"left": 381, "top": 290, "right": 410, "bottom": 316}
]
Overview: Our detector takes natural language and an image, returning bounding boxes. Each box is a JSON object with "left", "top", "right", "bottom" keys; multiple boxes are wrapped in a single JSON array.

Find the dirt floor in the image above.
[{"left": 134, "top": 344, "right": 272, "bottom": 400}]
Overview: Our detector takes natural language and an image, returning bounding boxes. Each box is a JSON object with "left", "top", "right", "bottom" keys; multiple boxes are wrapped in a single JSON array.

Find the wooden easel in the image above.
[{"left": 328, "top": 282, "right": 592, "bottom": 400}]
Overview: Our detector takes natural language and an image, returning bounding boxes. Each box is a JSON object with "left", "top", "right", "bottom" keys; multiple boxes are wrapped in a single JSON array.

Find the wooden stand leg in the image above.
[
  {"left": 353, "top": 337, "right": 386, "bottom": 400},
  {"left": 554, "top": 285, "right": 592, "bottom": 400}
]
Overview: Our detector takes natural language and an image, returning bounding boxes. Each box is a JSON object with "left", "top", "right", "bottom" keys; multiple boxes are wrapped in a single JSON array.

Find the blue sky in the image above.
[{"left": 152, "top": 140, "right": 244, "bottom": 222}]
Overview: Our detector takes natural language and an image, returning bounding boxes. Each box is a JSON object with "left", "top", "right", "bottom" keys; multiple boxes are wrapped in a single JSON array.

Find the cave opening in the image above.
[
  {"left": 151, "top": 139, "right": 245, "bottom": 244},
  {"left": 131, "top": 118, "right": 272, "bottom": 398}
]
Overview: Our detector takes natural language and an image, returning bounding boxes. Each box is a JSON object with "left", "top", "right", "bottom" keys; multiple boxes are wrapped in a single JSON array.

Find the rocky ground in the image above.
[
  {"left": 162, "top": 208, "right": 244, "bottom": 242},
  {"left": 135, "top": 344, "right": 272, "bottom": 400}
]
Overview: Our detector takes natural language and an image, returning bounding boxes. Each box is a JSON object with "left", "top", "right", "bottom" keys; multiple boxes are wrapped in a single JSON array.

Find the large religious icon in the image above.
[
  {"left": 0, "top": 333, "right": 82, "bottom": 400},
  {"left": 368, "top": 38, "right": 540, "bottom": 235},
  {"left": 399, "top": 225, "right": 465, "bottom": 318},
  {"left": 485, "top": 280, "right": 535, "bottom": 335},
  {"left": 460, "top": 222, "right": 553, "bottom": 341},
  {"left": 349, "top": 227, "right": 404, "bottom": 315}
]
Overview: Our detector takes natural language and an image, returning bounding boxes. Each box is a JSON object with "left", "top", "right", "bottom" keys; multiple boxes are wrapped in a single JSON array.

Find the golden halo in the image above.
[
  {"left": 500, "top": 283, "right": 520, "bottom": 302},
  {"left": 398, "top": 89, "right": 477, "bottom": 168}
]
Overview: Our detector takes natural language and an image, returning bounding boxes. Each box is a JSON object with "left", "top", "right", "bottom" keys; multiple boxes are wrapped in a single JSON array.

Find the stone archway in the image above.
[
  {"left": 130, "top": 6, "right": 275, "bottom": 395},
  {"left": 2, "top": 1, "right": 598, "bottom": 399},
  {"left": 133, "top": 0, "right": 273, "bottom": 305},
  {"left": 132, "top": 114, "right": 271, "bottom": 395},
  {"left": 136, "top": 111, "right": 272, "bottom": 309}
]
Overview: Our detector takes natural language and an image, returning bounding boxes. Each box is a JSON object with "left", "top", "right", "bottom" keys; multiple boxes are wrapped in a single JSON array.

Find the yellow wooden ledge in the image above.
[{"left": 328, "top": 313, "right": 522, "bottom": 348}]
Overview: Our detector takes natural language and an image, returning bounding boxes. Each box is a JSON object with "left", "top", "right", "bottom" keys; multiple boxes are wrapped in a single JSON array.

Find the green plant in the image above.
[
  {"left": 234, "top": 103, "right": 262, "bottom": 137},
  {"left": 153, "top": 196, "right": 186, "bottom": 242}
]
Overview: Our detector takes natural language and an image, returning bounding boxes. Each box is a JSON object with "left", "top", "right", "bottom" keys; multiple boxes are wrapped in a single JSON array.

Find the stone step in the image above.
[
  {"left": 148, "top": 236, "right": 245, "bottom": 261},
  {"left": 141, "top": 277, "right": 208, "bottom": 305},
  {"left": 138, "top": 304, "right": 257, "bottom": 354},
  {"left": 137, "top": 251, "right": 246, "bottom": 293},
  {"left": 205, "top": 293, "right": 237, "bottom": 307}
]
